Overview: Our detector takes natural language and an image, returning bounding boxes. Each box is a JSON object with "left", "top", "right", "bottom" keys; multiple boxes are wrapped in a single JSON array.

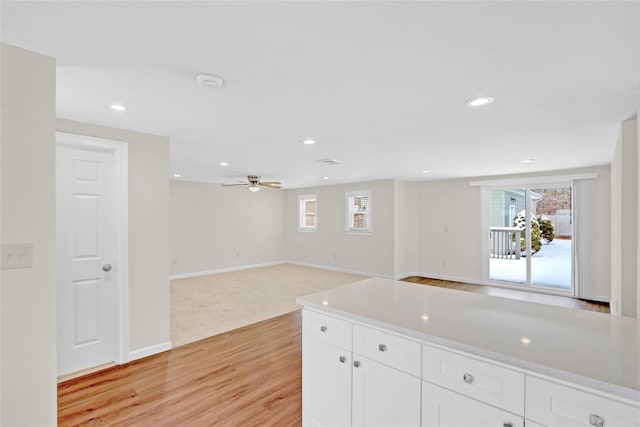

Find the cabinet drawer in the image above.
[
  {"left": 422, "top": 380, "right": 524, "bottom": 427},
  {"left": 353, "top": 324, "right": 421, "bottom": 377},
  {"left": 526, "top": 376, "right": 640, "bottom": 427},
  {"left": 422, "top": 344, "right": 524, "bottom": 415},
  {"left": 303, "top": 310, "right": 352, "bottom": 350}
]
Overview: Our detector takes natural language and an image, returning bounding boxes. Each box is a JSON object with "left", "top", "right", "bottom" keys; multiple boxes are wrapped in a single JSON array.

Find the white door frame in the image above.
[
  {"left": 56, "top": 132, "right": 130, "bottom": 365},
  {"left": 476, "top": 175, "right": 596, "bottom": 296}
]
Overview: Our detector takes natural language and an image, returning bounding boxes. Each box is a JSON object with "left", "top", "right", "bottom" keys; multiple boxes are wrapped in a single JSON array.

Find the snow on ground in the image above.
[{"left": 490, "top": 239, "right": 571, "bottom": 290}]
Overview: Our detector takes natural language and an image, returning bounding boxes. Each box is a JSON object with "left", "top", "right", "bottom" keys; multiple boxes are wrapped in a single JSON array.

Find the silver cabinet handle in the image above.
[
  {"left": 320, "top": 325, "right": 327, "bottom": 332},
  {"left": 353, "top": 361, "right": 361, "bottom": 368},
  {"left": 102, "top": 264, "right": 112, "bottom": 272},
  {"left": 463, "top": 373, "right": 474, "bottom": 384},
  {"left": 589, "top": 415, "right": 604, "bottom": 427},
  {"left": 378, "top": 344, "right": 387, "bottom": 352},
  {"left": 339, "top": 356, "right": 346, "bottom": 363},
  {"left": 503, "top": 423, "right": 514, "bottom": 427}
]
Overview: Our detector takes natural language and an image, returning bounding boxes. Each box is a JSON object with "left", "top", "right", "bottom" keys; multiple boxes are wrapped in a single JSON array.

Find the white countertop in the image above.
[{"left": 296, "top": 278, "right": 640, "bottom": 402}]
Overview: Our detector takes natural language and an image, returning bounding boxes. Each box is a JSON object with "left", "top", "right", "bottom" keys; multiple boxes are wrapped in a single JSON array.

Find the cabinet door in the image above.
[
  {"left": 422, "top": 381, "right": 524, "bottom": 427},
  {"left": 352, "top": 355, "right": 421, "bottom": 426},
  {"left": 303, "top": 337, "right": 352, "bottom": 427}
]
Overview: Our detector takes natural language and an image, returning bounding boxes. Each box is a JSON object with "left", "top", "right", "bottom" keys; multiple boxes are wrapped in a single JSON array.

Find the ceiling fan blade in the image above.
[
  {"left": 259, "top": 182, "right": 282, "bottom": 188},
  {"left": 222, "top": 183, "right": 249, "bottom": 187},
  {"left": 259, "top": 181, "right": 282, "bottom": 186}
]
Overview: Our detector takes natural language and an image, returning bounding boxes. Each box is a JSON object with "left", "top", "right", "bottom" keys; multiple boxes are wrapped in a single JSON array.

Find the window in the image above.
[
  {"left": 346, "top": 190, "right": 372, "bottom": 232},
  {"left": 298, "top": 194, "right": 317, "bottom": 231}
]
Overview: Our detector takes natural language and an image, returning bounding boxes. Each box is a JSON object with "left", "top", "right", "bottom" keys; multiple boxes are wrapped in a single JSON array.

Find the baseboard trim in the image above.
[
  {"left": 170, "top": 261, "right": 285, "bottom": 280},
  {"left": 283, "top": 260, "right": 394, "bottom": 279},
  {"left": 129, "top": 341, "right": 172, "bottom": 362}
]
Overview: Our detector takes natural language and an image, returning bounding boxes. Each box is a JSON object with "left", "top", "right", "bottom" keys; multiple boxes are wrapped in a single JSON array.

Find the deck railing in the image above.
[{"left": 489, "top": 227, "right": 521, "bottom": 260}]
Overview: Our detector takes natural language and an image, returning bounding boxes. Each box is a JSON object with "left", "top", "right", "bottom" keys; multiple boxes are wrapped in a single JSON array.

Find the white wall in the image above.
[
  {"left": 416, "top": 178, "right": 483, "bottom": 283},
  {"left": 611, "top": 118, "right": 638, "bottom": 316},
  {"left": 415, "top": 167, "right": 612, "bottom": 300},
  {"left": 1, "top": 44, "right": 57, "bottom": 426},
  {"left": 394, "top": 180, "right": 419, "bottom": 278},
  {"left": 284, "top": 180, "right": 396, "bottom": 277},
  {"left": 170, "top": 180, "right": 285, "bottom": 276},
  {"left": 57, "top": 119, "right": 171, "bottom": 353}
]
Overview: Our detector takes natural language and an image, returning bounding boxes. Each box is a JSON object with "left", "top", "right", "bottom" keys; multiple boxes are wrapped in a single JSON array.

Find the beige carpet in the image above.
[{"left": 170, "top": 263, "right": 365, "bottom": 347}]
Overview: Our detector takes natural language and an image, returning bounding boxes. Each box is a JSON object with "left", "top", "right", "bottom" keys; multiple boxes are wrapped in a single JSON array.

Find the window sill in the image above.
[
  {"left": 298, "top": 228, "right": 318, "bottom": 233},
  {"left": 345, "top": 230, "right": 373, "bottom": 236}
]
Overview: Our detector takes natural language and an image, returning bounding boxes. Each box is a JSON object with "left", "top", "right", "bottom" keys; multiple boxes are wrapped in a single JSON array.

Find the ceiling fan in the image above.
[{"left": 222, "top": 175, "right": 282, "bottom": 192}]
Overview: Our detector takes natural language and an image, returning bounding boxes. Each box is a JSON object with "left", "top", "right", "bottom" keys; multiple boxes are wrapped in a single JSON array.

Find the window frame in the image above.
[
  {"left": 298, "top": 194, "right": 318, "bottom": 232},
  {"left": 345, "top": 190, "right": 372, "bottom": 233}
]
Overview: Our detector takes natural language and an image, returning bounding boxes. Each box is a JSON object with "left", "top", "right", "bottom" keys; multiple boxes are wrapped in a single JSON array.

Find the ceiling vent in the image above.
[
  {"left": 318, "top": 158, "right": 344, "bottom": 166},
  {"left": 196, "top": 73, "right": 224, "bottom": 88}
]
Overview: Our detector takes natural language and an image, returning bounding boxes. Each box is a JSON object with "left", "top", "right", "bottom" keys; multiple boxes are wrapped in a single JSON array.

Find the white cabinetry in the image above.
[
  {"left": 526, "top": 376, "right": 640, "bottom": 427},
  {"left": 301, "top": 308, "right": 640, "bottom": 427},
  {"left": 353, "top": 355, "right": 421, "bottom": 426},
  {"left": 302, "top": 310, "right": 422, "bottom": 427},
  {"left": 421, "top": 344, "right": 525, "bottom": 427},
  {"left": 303, "top": 337, "right": 351, "bottom": 427},
  {"left": 422, "top": 381, "right": 524, "bottom": 427}
]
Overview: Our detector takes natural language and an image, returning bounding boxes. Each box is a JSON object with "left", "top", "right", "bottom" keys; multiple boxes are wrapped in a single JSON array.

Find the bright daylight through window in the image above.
[
  {"left": 298, "top": 194, "right": 317, "bottom": 231},
  {"left": 346, "top": 190, "right": 371, "bottom": 232}
]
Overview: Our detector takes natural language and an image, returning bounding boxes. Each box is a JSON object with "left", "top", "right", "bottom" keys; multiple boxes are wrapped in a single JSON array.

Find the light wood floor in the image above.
[
  {"left": 58, "top": 311, "right": 303, "bottom": 426},
  {"left": 402, "top": 276, "right": 610, "bottom": 313},
  {"left": 58, "top": 276, "right": 609, "bottom": 425}
]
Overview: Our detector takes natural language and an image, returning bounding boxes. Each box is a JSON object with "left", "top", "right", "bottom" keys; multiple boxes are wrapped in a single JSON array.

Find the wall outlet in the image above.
[
  {"left": 1, "top": 243, "right": 33, "bottom": 270},
  {"left": 236, "top": 252, "right": 240, "bottom": 258},
  {"left": 172, "top": 258, "right": 178, "bottom": 265},
  {"left": 441, "top": 261, "right": 447, "bottom": 268}
]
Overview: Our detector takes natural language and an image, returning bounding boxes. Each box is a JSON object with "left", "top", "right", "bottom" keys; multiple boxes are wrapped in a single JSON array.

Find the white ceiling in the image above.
[{"left": 2, "top": 1, "right": 638, "bottom": 188}]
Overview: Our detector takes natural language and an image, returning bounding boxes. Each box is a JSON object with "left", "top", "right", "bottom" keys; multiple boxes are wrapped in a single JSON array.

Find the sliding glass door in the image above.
[{"left": 488, "top": 184, "right": 572, "bottom": 293}]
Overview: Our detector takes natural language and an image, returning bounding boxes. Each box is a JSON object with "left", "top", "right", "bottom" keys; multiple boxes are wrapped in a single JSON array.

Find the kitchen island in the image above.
[{"left": 296, "top": 277, "right": 640, "bottom": 426}]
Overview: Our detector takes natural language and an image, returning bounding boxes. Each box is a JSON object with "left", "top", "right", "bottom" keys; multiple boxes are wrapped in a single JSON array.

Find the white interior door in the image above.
[{"left": 56, "top": 144, "right": 117, "bottom": 376}]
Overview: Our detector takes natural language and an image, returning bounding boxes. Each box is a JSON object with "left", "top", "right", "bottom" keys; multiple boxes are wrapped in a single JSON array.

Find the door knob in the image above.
[{"left": 103, "top": 264, "right": 112, "bottom": 272}]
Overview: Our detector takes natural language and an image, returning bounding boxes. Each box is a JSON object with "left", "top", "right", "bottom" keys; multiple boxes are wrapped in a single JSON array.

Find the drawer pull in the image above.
[
  {"left": 339, "top": 356, "right": 346, "bottom": 363},
  {"left": 463, "top": 373, "right": 474, "bottom": 384},
  {"left": 320, "top": 325, "right": 327, "bottom": 332},
  {"left": 503, "top": 423, "right": 514, "bottom": 427},
  {"left": 378, "top": 344, "right": 387, "bottom": 352},
  {"left": 589, "top": 415, "right": 604, "bottom": 427},
  {"left": 354, "top": 360, "right": 361, "bottom": 368}
]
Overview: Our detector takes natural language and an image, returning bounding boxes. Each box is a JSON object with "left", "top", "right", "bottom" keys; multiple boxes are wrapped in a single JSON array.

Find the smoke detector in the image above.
[{"left": 196, "top": 73, "right": 224, "bottom": 88}]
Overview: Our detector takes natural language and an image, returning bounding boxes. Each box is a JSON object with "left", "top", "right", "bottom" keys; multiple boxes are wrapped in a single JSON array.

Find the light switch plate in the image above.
[{"left": 1, "top": 243, "right": 33, "bottom": 270}]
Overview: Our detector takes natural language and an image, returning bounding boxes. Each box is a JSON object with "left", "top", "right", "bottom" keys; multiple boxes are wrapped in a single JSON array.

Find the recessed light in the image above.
[
  {"left": 520, "top": 158, "right": 535, "bottom": 163},
  {"left": 172, "top": 174, "right": 182, "bottom": 178},
  {"left": 219, "top": 162, "right": 229, "bottom": 166},
  {"left": 421, "top": 315, "right": 429, "bottom": 320},
  {"left": 421, "top": 170, "right": 430, "bottom": 174},
  {"left": 322, "top": 300, "right": 329, "bottom": 306},
  {"left": 110, "top": 104, "right": 127, "bottom": 111},
  {"left": 520, "top": 337, "right": 531, "bottom": 345},
  {"left": 465, "top": 95, "right": 495, "bottom": 107},
  {"left": 302, "top": 139, "right": 316, "bottom": 145},
  {"left": 321, "top": 176, "right": 329, "bottom": 180}
]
